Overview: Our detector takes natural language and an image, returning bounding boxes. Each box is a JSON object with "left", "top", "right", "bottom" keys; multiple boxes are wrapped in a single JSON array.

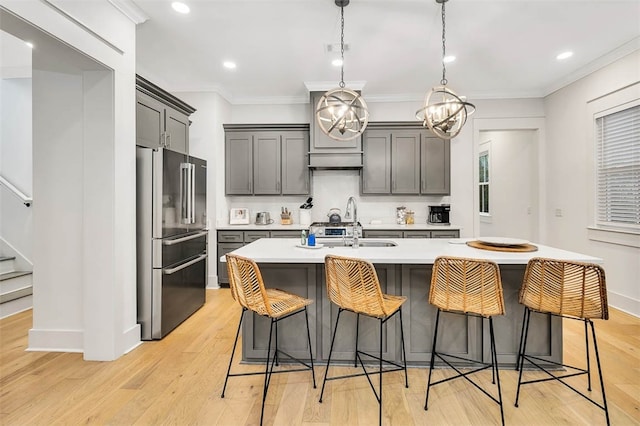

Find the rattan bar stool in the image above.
[
  {"left": 319, "top": 254, "right": 408, "bottom": 426},
  {"left": 221, "top": 253, "right": 316, "bottom": 426},
  {"left": 515, "top": 258, "right": 610, "bottom": 425},
  {"left": 424, "top": 256, "right": 506, "bottom": 425}
]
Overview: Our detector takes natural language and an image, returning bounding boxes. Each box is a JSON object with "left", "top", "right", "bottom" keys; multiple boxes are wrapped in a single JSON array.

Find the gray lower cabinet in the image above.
[
  {"left": 217, "top": 230, "right": 304, "bottom": 285},
  {"left": 237, "top": 262, "right": 562, "bottom": 367},
  {"left": 224, "top": 124, "right": 310, "bottom": 196},
  {"left": 242, "top": 264, "right": 317, "bottom": 361},
  {"left": 135, "top": 75, "right": 194, "bottom": 155},
  {"left": 361, "top": 123, "right": 450, "bottom": 196},
  {"left": 362, "top": 230, "right": 460, "bottom": 238}
]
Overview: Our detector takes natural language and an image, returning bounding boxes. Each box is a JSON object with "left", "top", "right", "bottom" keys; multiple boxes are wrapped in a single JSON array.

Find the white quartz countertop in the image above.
[
  {"left": 221, "top": 238, "right": 602, "bottom": 265},
  {"left": 216, "top": 223, "right": 461, "bottom": 231}
]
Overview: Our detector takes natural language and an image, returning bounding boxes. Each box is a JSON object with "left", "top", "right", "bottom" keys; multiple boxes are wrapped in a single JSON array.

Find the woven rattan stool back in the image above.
[
  {"left": 520, "top": 258, "right": 608, "bottom": 320},
  {"left": 324, "top": 254, "right": 388, "bottom": 318},
  {"left": 226, "top": 253, "right": 271, "bottom": 317},
  {"left": 430, "top": 256, "right": 505, "bottom": 317}
]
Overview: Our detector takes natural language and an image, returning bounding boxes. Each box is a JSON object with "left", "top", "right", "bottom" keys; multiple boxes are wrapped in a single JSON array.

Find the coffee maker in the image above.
[{"left": 428, "top": 204, "right": 450, "bottom": 225}]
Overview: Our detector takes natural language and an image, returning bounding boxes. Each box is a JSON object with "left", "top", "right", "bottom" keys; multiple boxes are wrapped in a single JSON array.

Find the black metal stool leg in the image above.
[
  {"left": 400, "top": 308, "right": 408, "bottom": 388},
  {"left": 260, "top": 317, "right": 276, "bottom": 426},
  {"left": 590, "top": 320, "right": 610, "bottom": 425},
  {"left": 319, "top": 308, "right": 343, "bottom": 403},
  {"left": 489, "top": 317, "right": 505, "bottom": 426},
  {"left": 515, "top": 308, "right": 532, "bottom": 407},
  {"left": 221, "top": 308, "right": 245, "bottom": 398},
  {"left": 378, "top": 317, "right": 383, "bottom": 426},
  {"left": 584, "top": 319, "right": 591, "bottom": 391},
  {"left": 354, "top": 313, "right": 360, "bottom": 367},
  {"left": 424, "top": 309, "right": 441, "bottom": 410},
  {"left": 515, "top": 306, "right": 528, "bottom": 371},
  {"left": 304, "top": 307, "right": 316, "bottom": 388}
]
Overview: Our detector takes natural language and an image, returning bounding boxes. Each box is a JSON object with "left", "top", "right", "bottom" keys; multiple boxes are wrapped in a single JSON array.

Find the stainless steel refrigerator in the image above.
[{"left": 136, "top": 146, "right": 207, "bottom": 340}]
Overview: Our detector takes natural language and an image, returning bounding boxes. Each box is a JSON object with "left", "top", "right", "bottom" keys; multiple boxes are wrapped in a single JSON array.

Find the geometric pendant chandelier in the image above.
[
  {"left": 316, "top": 0, "right": 369, "bottom": 141},
  {"left": 416, "top": 0, "right": 475, "bottom": 139}
]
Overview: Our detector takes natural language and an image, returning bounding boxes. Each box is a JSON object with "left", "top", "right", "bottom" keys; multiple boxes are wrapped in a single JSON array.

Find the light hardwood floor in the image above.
[{"left": 1, "top": 289, "right": 638, "bottom": 425}]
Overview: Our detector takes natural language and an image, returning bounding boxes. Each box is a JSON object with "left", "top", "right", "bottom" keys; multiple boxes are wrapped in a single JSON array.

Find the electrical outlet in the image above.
[{"left": 555, "top": 208, "right": 563, "bottom": 217}]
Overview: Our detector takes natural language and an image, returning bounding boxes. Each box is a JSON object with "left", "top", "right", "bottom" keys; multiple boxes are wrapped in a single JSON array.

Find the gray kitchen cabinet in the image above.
[
  {"left": 217, "top": 229, "right": 302, "bottom": 285},
  {"left": 362, "top": 229, "right": 460, "bottom": 239},
  {"left": 361, "top": 122, "right": 450, "bottom": 196},
  {"left": 391, "top": 131, "right": 421, "bottom": 194},
  {"left": 421, "top": 136, "right": 451, "bottom": 195},
  {"left": 135, "top": 75, "right": 195, "bottom": 155},
  {"left": 429, "top": 230, "right": 459, "bottom": 238},
  {"left": 362, "top": 230, "right": 404, "bottom": 238},
  {"left": 281, "top": 131, "right": 310, "bottom": 195},
  {"left": 402, "top": 230, "right": 432, "bottom": 238},
  {"left": 361, "top": 128, "right": 421, "bottom": 195},
  {"left": 224, "top": 124, "right": 310, "bottom": 196},
  {"left": 361, "top": 130, "right": 391, "bottom": 194},
  {"left": 225, "top": 132, "right": 253, "bottom": 195},
  {"left": 253, "top": 133, "right": 281, "bottom": 195}
]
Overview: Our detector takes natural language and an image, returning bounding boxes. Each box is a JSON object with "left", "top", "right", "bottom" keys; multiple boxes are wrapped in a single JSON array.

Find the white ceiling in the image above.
[{"left": 66, "top": 1, "right": 640, "bottom": 104}]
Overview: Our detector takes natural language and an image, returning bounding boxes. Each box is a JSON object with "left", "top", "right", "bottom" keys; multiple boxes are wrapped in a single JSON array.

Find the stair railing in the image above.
[{"left": 0, "top": 175, "right": 32, "bottom": 207}]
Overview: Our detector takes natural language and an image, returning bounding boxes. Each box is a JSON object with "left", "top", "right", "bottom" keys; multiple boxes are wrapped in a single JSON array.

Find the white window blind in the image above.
[{"left": 595, "top": 104, "right": 640, "bottom": 229}]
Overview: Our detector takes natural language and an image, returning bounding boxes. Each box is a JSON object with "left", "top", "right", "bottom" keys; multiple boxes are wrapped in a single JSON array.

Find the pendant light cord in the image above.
[
  {"left": 339, "top": 5, "right": 345, "bottom": 88},
  {"left": 440, "top": 1, "right": 448, "bottom": 86}
]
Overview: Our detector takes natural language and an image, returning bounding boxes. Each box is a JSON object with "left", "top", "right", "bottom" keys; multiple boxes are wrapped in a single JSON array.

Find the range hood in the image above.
[{"left": 308, "top": 90, "right": 363, "bottom": 170}]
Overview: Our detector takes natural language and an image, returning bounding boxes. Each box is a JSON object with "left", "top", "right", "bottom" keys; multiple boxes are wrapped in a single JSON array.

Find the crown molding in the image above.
[
  {"left": 108, "top": 0, "right": 149, "bottom": 24},
  {"left": 543, "top": 36, "right": 640, "bottom": 97},
  {"left": 304, "top": 80, "right": 367, "bottom": 92}
]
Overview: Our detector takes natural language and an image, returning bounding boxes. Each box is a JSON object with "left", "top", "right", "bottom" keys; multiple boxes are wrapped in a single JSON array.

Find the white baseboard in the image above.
[
  {"left": 121, "top": 323, "right": 142, "bottom": 355},
  {"left": 608, "top": 290, "right": 640, "bottom": 318},
  {"left": 27, "top": 327, "right": 83, "bottom": 353}
]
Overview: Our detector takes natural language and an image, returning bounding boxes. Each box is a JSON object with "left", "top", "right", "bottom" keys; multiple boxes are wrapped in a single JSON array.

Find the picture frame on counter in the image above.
[{"left": 229, "top": 208, "right": 250, "bottom": 225}]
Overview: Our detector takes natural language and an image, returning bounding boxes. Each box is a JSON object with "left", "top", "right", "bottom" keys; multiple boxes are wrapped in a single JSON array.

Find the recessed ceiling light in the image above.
[
  {"left": 331, "top": 58, "right": 343, "bottom": 67},
  {"left": 171, "top": 2, "right": 190, "bottom": 14},
  {"left": 24, "top": 41, "right": 34, "bottom": 49},
  {"left": 443, "top": 55, "right": 456, "bottom": 64},
  {"left": 223, "top": 61, "right": 236, "bottom": 69},
  {"left": 556, "top": 51, "right": 573, "bottom": 60}
]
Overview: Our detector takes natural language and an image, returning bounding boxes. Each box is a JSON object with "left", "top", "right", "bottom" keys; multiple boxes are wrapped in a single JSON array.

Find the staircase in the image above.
[{"left": 0, "top": 255, "right": 33, "bottom": 319}]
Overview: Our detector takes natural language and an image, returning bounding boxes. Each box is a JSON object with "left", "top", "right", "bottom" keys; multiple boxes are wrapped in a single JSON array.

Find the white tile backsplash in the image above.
[{"left": 220, "top": 169, "right": 450, "bottom": 226}]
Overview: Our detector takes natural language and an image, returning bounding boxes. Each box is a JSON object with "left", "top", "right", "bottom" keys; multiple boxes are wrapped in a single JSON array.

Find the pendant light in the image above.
[
  {"left": 416, "top": 0, "right": 475, "bottom": 139},
  {"left": 316, "top": 0, "right": 369, "bottom": 141}
]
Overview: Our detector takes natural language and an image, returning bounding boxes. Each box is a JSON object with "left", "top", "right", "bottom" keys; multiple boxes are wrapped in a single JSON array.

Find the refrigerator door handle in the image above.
[
  {"left": 180, "top": 163, "right": 191, "bottom": 224},
  {"left": 163, "top": 253, "right": 207, "bottom": 275},
  {"left": 163, "top": 230, "right": 208, "bottom": 246},
  {"left": 190, "top": 163, "right": 196, "bottom": 224}
]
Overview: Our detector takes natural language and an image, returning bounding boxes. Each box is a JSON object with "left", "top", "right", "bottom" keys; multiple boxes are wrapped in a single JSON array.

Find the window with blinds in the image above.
[{"left": 595, "top": 104, "right": 640, "bottom": 230}]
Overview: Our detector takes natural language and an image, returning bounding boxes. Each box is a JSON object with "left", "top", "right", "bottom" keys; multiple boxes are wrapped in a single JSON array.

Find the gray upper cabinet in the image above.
[
  {"left": 253, "top": 133, "right": 281, "bottom": 195},
  {"left": 421, "top": 136, "right": 450, "bottom": 195},
  {"left": 224, "top": 124, "right": 310, "bottom": 196},
  {"left": 362, "top": 130, "right": 391, "bottom": 194},
  {"left": 281, "top": 131, "right": 310, "bottom": 195},
  {"left": 135, "top": 75, "right": 195, "bottom": 155},
  {"left": 361, "top": 122, "right": 450, "bottom": 196},
  {"left": 391, "top": 131, "right": 421, "bottom": 194},
  {"left": 225, "top": 132, "right": 253, "bottom": 195}
]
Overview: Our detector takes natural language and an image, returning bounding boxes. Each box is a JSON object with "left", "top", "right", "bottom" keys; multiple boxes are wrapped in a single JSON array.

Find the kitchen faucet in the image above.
[{"left": 345, "top": 196, "right": 359, "bottom": 248}]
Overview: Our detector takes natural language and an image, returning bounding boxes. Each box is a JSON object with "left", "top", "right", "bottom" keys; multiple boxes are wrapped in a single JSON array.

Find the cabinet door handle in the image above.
[{"left": 166, "top": 133, "right": 171, "bottom": 148}]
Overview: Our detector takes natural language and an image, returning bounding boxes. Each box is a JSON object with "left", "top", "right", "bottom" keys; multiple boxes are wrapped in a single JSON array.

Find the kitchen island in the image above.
[{"left": 224, "top": 238, "right": 602, "bottom": 367}]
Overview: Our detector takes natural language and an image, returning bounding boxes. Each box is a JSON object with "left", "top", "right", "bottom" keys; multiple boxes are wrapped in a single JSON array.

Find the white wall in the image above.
[
  {"left": 0, "top": 77, "right": 32, "bottom": 265},
  {"left": 544, "top": 50, "right": 640, "bottom": 316},
  {"left": 1, "top": 0, "right": 139, "bottom": 359},
  {"left": 479, "top": 130, "right": 538, "bottom": 241}
]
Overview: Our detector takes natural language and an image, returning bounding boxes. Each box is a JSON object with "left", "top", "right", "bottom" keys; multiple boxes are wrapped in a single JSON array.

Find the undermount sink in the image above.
[{"left": 322, "top": 240, "right": 398, "bottom": 248}]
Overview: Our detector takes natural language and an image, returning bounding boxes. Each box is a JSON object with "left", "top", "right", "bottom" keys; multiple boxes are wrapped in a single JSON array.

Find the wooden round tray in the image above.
[{"left": 466, "top": 240, "right": 538, "bottom": 252}]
